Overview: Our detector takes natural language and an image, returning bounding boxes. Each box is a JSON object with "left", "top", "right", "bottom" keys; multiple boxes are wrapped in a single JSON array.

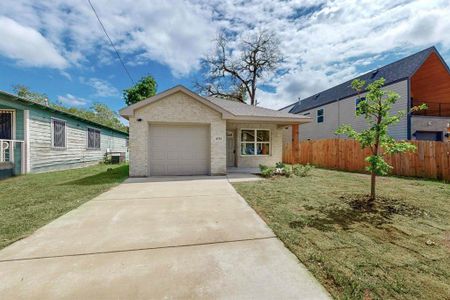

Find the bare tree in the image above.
[{"left": 197, "top": 30, "right": 283, "bottom": 106}]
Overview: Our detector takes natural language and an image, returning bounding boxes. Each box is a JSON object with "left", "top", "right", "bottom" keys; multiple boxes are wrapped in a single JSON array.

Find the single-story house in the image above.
[
  {"left": 0, "top": 90, "right": 129, "bottom": 179},
  {"left": 281, "top": 46, "right": 450, "bottom": 142},
  {"left": 120, "top": 85, "right": 310, "bottom": 176}
]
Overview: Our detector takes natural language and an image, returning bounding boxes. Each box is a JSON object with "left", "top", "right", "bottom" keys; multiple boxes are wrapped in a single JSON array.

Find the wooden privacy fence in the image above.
[{"left": 283, "top": 139, "right": 450, "bottom": 181}]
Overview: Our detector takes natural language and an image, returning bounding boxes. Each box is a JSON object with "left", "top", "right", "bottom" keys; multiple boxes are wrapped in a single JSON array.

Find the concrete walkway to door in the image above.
[{"left": 0, "top": 176, "right": 330, "bottom": 299}]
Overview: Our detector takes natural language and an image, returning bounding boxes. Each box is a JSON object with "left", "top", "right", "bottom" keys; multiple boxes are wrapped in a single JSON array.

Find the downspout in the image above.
[
  {"left": 23, "top": 110, "right": 31, "bottom": 173},
  {"left": 407, "top": 78, "right": 412, "bottom": 140}
]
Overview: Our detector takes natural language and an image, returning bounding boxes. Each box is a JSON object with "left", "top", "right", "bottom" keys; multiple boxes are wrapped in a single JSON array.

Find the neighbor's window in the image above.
[
  {"left": 317, "top": 109, "right": 324, "bottom": 123},
  {"left": 87, "top": 128, "right": 101, "bottom": 149},
  {"left": 355, "top": 97, "right": 366, "bottom": 112},
  {"left": 240, "top": 129, "right": 270, "bottom": 156},
  {"left": 52, "top": 118, "right": 66, "bottom": 148}
]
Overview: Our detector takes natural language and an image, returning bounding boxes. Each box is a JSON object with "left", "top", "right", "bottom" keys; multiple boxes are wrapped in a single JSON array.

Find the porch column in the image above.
[
  {"left": 23, "top": 110, "right": 31, "bottom": 173},
  {"left": 292, "top": 124, "right": 299, "bottom": 163}
]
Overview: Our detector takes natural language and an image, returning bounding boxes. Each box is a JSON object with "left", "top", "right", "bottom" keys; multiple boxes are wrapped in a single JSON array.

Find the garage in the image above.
[{"left": 148, "top": 124, "right": 210, "bottom": 175}]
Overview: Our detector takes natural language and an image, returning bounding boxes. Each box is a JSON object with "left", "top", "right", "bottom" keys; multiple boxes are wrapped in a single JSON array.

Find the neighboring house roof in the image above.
[
  {"left": 120, "top": 85, "right": 310, "bottom": 124},
  {"left": 288, "top": 46, "right": 445, "bottom": 114},
  {"left": 0, "top": 90, "right": 128, "bottom": 135}
]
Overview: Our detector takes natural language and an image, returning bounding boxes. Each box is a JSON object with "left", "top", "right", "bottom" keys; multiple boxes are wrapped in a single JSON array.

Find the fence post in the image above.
[{"left": 292, "top": 124, "right": 299, "bottom": 164}]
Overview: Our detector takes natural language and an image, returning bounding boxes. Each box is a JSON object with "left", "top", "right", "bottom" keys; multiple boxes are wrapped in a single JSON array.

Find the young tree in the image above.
[
  {"left": 336, "top": 78, "right": 426, "bottom": 203},
  {"left": 198, "top": 30, "right": 283, "bottom": 105},
  {"left": 123, "top": 75, "right": 157, "bottom": 106}
]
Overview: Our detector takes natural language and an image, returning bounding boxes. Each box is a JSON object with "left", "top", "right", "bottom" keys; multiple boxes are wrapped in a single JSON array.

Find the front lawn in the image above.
[
  {"left": 232, "top": 169, "right": 450, "bottom": 300},
  {"left": 0, "top": 164, "right": 128, "bottom": 249}
]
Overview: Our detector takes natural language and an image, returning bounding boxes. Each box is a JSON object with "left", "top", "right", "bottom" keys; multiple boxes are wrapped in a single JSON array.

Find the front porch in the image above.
[{"left": 1, "top": 107, "right": 27, "bottom": 178}]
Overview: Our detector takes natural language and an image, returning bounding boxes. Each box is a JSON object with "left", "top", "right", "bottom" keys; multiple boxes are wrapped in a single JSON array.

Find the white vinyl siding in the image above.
[{"left": 297, "top": 80, "right": 409, "bottom": 141}]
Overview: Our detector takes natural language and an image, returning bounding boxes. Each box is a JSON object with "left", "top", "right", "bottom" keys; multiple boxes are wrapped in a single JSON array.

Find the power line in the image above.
[{"left": 88, "top": 0, "right": 135, "bottom": 84}]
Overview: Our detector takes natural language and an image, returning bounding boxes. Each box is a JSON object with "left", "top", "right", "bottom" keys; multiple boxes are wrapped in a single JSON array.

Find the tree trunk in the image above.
[{"left": 370, "top": 171, "right": 376, "bottom": 203}]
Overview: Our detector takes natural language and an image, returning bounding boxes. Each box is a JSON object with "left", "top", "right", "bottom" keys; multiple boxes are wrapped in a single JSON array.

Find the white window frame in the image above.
[
  {"left": 240, "top": 128, "right": 271, "bottom": 156},
  {"left": 0, "top": 109, "right": 16, "bottom": 140},
  {"left": 86, "top": 127, "right": 101, "bottom": 150},
  {"left": 317, "top": 108, "right": 324, "bottom": 123},
  {"left": 51, "top": 117, "right": 67, "bottom": 149}
]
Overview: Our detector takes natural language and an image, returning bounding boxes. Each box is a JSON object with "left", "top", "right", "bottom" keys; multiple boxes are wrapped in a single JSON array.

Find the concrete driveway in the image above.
[{"left": 0, "top": 176, "right": 330, "bottom": 299}]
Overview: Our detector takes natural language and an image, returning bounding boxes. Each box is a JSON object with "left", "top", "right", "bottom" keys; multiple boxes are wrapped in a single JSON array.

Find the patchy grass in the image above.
[
  {"left": 232, "top": 169, "right": 450, "bottom": 300},
  {"left": 0, "top": 164, "right": 128, "bottom": 249}
]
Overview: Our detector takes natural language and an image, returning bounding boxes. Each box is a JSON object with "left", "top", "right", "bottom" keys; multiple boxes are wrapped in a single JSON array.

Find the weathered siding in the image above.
[
  {"left": 29, "top": 109, "right": 128, "bottom": 173},
  {"left": 296, "top": 80, "right": 409, "bottom": 141}
]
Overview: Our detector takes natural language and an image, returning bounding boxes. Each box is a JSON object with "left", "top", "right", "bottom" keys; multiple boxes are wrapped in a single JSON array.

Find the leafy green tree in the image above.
[
  {"left": 123, "top": 75, "right": 157, "bottom": 106},
  {"left": 13, "top": 84, "right": 127, "bottom": 132},
  {"left": 54, "top": 103, "right": 127, "bottom": 132},
  {"left": 336, "top": 78, "right": 426, "bottom": 202},
  {"left": 13, "top": 84, "right": 49, "bottom": 105}
]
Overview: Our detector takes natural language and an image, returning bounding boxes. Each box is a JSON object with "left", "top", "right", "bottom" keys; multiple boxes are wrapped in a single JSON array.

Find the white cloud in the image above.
[
  {"left": 79, "top": 77, "right": 119, "bottom": 97},
  {"left": 0, "top": 16, "right": 67, "bottom": 68},
  {"left": 2, "top": 0, "right": 450, "bottom": 107},
  {"left": 57, "top": 94, "right": 88, "bottom": 106},
  {"left": 0, "top": 1, "right": 217, "bottom": 75},
  {"left": 198, "top": 0, "right": 450, "bottom": 109}
]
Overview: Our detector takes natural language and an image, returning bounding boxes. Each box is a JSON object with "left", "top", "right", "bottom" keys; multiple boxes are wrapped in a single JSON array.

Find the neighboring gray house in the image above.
[
  {"left": 282, "top": 46, "right": 450, "bottom": 142},
  {"left": 0, "top": 90, "right": 128, "bottom": 178},
  {"left": 120, "top": 85, "right": 309, "bottom": 176}
]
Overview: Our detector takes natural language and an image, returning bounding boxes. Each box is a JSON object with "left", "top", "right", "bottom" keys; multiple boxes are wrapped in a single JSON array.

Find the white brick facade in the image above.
[{"left": 129, "top": 91, "right": 226, "bottom": 176}]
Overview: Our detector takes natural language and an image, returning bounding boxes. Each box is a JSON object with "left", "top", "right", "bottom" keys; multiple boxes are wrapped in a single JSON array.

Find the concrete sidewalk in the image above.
[{"left": 0, "top": 176, "right": 330, "bottom": 299}]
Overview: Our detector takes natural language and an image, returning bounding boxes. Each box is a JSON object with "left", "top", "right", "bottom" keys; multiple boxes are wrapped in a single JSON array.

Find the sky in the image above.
[{"left": 1, "top": 0, "right": 450, "bottom": 121}]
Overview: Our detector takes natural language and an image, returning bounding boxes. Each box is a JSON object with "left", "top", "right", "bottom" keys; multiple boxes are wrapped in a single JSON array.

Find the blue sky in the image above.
[{"left": 1, "top": 0, "right": 450, "bottom": 121}]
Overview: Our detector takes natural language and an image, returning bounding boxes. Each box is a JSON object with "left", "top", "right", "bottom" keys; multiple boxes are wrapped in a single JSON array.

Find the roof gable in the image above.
[
  {"left": 289, "top": 46, "right": 439, "bottom": 114},
  {"left": 120, "top": 85, "right": 310, "bottom": 123},
  {"left": 119, "top": 85, "right": 233, "bottom": 119}
]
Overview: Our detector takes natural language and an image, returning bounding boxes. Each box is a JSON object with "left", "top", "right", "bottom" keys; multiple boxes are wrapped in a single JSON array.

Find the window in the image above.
[
  {"left": 355, "top": 97, "right": 366, "bottom": 113},
  {"left": 52, "top": 118, "right": 66, "bottom": 148},
  {"left": 317, "top": 109, "right": 324, "bottom": 123},
  {"left": 87, "top": 128, "right": 101, "bottom": 149},
  {"left": 240, "top": 129, "right": 270, "bottom": 156}
]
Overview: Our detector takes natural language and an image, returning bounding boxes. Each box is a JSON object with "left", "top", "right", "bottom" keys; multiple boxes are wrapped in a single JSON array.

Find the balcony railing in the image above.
[
  {"left": 411, "top": 101, "right": 450, "bottom": 117},
  {"left": 0, "top": 139, "right": 24, "bottom": 163}
]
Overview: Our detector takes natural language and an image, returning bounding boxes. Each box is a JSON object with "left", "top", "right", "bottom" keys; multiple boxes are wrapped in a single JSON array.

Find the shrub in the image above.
[
  {"left": 275, "top": 162, "right": 285, "bottom": 169},
  {"left": 260, "top": 167, "right": 275, "bottom": 178},
  {"left": 283, "top": 165, "right": 293, "bottom": 177},
  {"left": 292, "top": 164, "right": 314, "bottom": 177}
]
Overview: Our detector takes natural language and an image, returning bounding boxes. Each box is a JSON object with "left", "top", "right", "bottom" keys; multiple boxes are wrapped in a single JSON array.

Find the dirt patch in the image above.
[
  {"left": 289, "top": 194, "right": 428, "bottom": 231},
  {"left": 344, "top": 194, "right": 427, "bottom": 218}
]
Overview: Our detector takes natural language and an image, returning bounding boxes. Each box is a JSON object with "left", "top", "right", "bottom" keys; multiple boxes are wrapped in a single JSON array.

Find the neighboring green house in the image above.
[{"left": 0, "top": 90, "right": 128, "bottom": 179}]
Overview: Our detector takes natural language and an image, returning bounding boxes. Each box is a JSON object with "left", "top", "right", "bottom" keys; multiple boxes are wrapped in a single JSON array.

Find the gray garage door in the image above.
[{"left": 149, "top": 124, "right": 210, "bottom": 175}]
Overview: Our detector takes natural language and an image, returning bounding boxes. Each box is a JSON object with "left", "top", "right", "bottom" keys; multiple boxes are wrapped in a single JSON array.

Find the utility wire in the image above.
[{"left": 88, "top": 0, "right": 135, "bottom": 84}]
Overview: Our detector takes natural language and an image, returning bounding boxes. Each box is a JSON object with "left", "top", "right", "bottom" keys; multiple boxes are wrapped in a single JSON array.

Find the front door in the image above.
[
  {"left": 226, "top": 130, "right": 235, "bottom": 167},
  {"left": 0, "top": 111, "right": 13, "bottom": 140}
]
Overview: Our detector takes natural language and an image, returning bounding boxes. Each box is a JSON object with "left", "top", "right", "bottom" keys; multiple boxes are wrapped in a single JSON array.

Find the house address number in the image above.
[{"left": 215, "top": 137, "right": 223, "bottom": 141}]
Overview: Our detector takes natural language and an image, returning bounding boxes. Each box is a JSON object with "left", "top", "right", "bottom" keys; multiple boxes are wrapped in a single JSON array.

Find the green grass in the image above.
[
  {"left": 0, "top": 164, "right": 129, "bottom": 249},
  {"left": 232, "top": 169, "right": 450, "bottom": 300}
]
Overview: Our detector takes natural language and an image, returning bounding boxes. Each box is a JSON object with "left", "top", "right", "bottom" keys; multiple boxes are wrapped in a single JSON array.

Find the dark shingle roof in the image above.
[
  {"left": 288, "top": 46, "right": 438, "bottom": 114},
  {"left": 206, "top": 96, "right": 308, "bottom": 119}
]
